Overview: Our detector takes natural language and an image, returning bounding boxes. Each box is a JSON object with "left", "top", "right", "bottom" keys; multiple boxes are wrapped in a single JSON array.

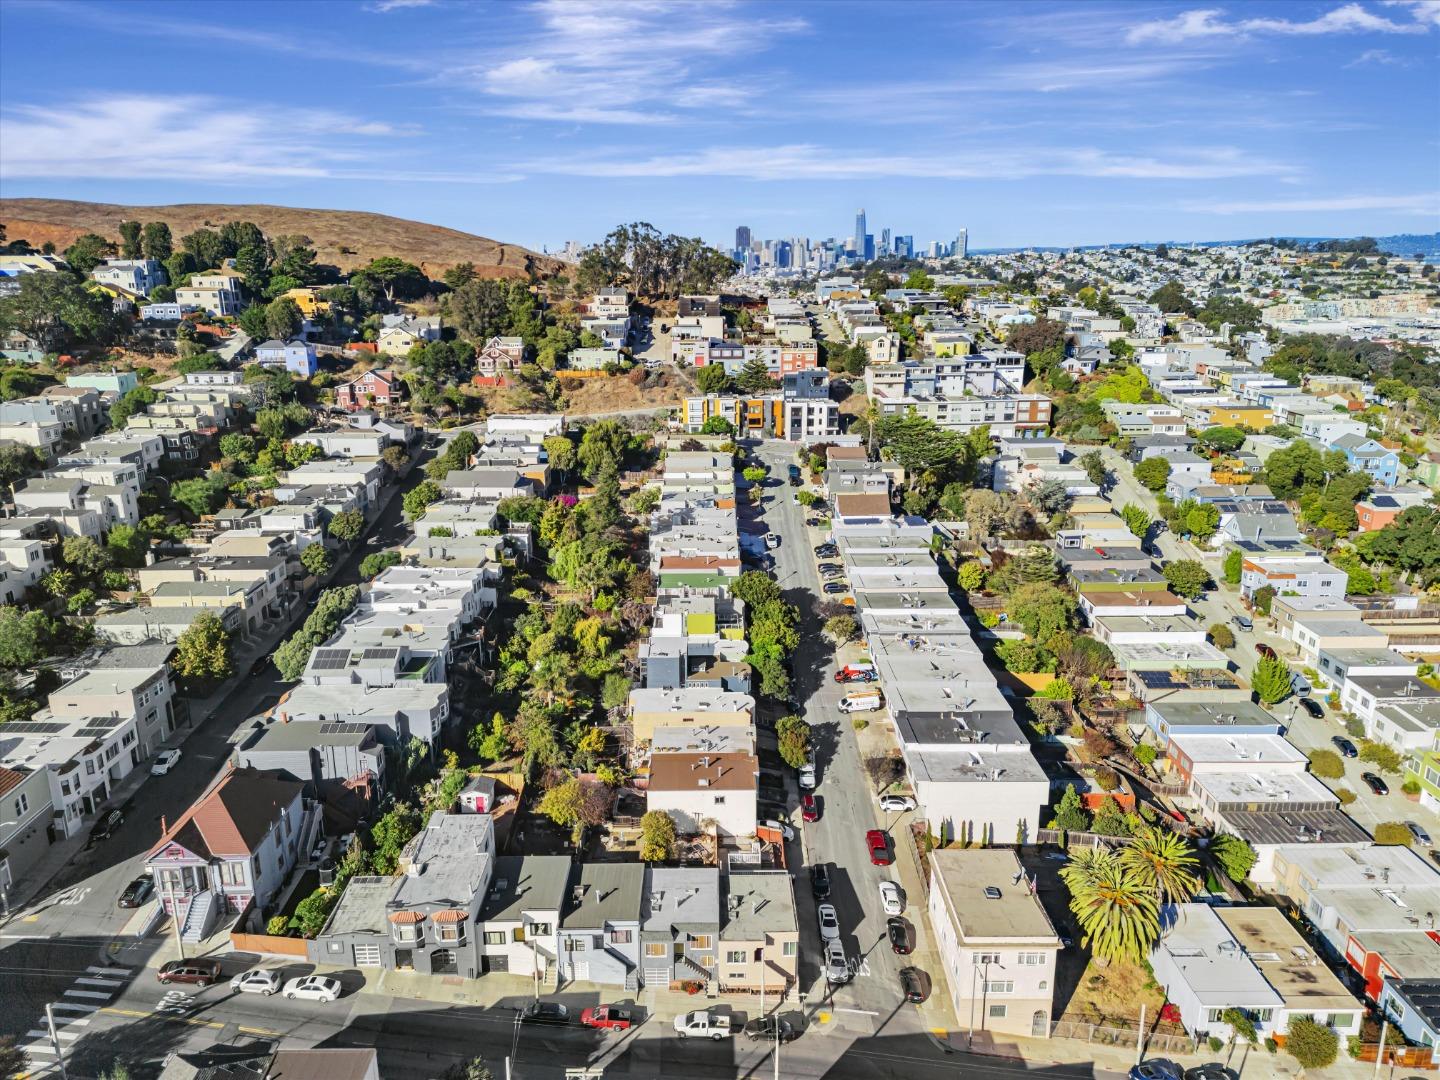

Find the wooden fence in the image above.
[
  {"left": 230, "top": 930, "right": 311, "bottom": 957},
  {"left": 1352, "top": 1044, "right": 1434, "bottom": 1069}
]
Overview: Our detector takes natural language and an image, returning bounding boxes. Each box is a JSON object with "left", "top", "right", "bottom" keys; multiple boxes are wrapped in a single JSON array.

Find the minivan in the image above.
[{"left": 838, "top": 690, "right": 884, "bottom": 714}]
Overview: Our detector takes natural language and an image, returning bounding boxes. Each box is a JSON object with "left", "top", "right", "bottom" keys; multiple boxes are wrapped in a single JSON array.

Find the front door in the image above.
[
  {"left": 431, "top": 950, "right": 458, "bottom": 975},
  {"left": 394, "top": 949, "right": 414, "bottom": 971},
  {"left": 1031, "top": 1010, "right": 1048, "bottom": 1038}
]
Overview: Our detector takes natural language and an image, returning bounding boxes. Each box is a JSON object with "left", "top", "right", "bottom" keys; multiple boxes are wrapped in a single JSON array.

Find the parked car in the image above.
[
  {"left": 88, "top": 809, "right": 124, "bottom": 844},
  {"left": 1129, "top": 1063, "right": 1184, "bottom": 1080},
  {"left": 764, "top": 534, "right": 781, "bottom": 550},
  {"left": 834, "top": 664, "right": 875, "bottom": 683},
  {"left": 1406, "top": 821, "right": 1433, "bottom": 845},
  {"left": 898, "top": 967, "right": 927, "bottom": 1003},
  {"left": 1362, "top": 772, "right": 1390, "bottom": 796},
  {"left": 798, "top": 762, "right": 817, "bottom": 789},
  {"left": 805, "top": 517, "right": 826, "bottom": 527},
  {"left": 879, "top": 881, "right": 905, "bottom": 916},
  {"left": 823, "top": 939, "right": 851, "bottom": 984},
  {"left": 1184, "top": 1065, "right": 1238, "bottom": 1080},
  {"left": 814, "top": 544, "right": 838, "bottom": 557},
  {"left": 878, "top": 794, "right": 917, "bottom": 813},
  {"left": 1291, "top": 672, "right": 1312, "bottom": 697},
  {"left": 150, "top": 749, "right": 183, "bottom": 776},
  {"left": 887, "top": 916, "right": 913, "bottom": 955},
  {"left": 1300, "top": 697, "right": 1324, "bottom": 719},
  {"left": 519, "top": 1001, "right": 570, "bottom": 1025},
  {"left": 810, "top": 864, "right": 831, "bottom": 899},
  {"left": 801, "top": 794, "right": 819, "bottom": 822},
  {"left": 158, "top": 959, "right": 222, "bottom": 987},
  {"left": 283, "top": 975, "right": 342, "bottom": 1002},
  {"left": 673, "top": 1010, "right": 732, "bottom": 1040},
  {"left": 762, "top": 819, "right": 794, "bottom": 841},
  {"left": 1255, "top": 643, "right": 1276, "bottom": 661},
  {"left": 1231, "top": 615, "right": 1253, "bottom": 632},
  {"left": 818, "top": 562, "right": 842, "bottom": 573},
  {"left": 743, "top": 1016, "right": 797, "bottom": 1042},
  {"left": 117, "top": 875, "right": 153, "bottom": 909},
  {"left": 580, "top": 1005, "right": 634, "bottom": 1031},
  {"left": 230, "top": 968, "right": 282, "bottom": 996},
  {"left": 822, "top": 582, "right": 849, "bottom": 594},
  {"left": 1332, "top": 735, "right": 1358, "bottom": 758},
  {"left": 816, "top": 902, "right": 840, "bottom": 941},
  {"left": 866, "top": 829, "right": 892, "bottom": 865},
  {"left": 249, "top": 656, "right": 270, "bottom": 677}
]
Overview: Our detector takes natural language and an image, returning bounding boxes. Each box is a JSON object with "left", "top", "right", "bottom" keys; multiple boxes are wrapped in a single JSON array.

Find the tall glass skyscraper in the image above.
[{"left": 853, "top": 209, "right": 866, "bottom": 253}]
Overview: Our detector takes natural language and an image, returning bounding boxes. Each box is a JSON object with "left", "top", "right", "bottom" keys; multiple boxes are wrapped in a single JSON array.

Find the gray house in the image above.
[
  {"left": 233, "top": 720, "right": 386, "bottom": 798},
  {"left": 313, "top": 811, "right": 494, "bottom": 976},
  {"left": 639, "top": 866, "right": 720, "bottom": 991},
  {"left": 478, "top": 854, "right": 572, "bottom": 983},
  {"left": 557, "top": 863, "right": 644, "bottom": 989}
]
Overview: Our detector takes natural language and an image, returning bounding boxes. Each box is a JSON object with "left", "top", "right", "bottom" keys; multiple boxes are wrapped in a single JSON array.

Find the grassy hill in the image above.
[{"left": 0, "top": 198, "right": 563, "bottom": 280}]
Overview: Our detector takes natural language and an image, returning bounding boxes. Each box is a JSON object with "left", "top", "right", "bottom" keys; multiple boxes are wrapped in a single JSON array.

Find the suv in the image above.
[
  {"left": 823, "top": 938, "right": 850, "bottom": 984},
  {"left": 878, "top": 794, "right": 917, "bottom": 813},
  {"left": 810, "top": 863, "right": 831, "bottom": 899},
  {"left": 88, "top": 809, "right": 124, "bottom": 844},
  {"left": 1231, "top": 615, "right": 1253, "bottom": 633},
  {"left": 157, "top": 959, "right": 222, "bottom": 986}
]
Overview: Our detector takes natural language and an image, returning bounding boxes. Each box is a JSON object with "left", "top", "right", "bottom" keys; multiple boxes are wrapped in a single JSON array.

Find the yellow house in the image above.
[
  {"left": 1203, "top": 405, "right": 1272, "bottom": 430},
  {"left": 281, "top": 287, "right": 332, "bottom": 319}
]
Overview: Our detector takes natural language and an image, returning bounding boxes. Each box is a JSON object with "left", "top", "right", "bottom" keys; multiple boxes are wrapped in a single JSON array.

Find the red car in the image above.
[
  {"left": 802, "top": 794, "right": 819, "bottom": 823},
  {"left": 866, "top": 829, "right": 892, "bottom": 865},
  {"left": 580, "top": 1005, "right": 634, "bottom": 1031}
]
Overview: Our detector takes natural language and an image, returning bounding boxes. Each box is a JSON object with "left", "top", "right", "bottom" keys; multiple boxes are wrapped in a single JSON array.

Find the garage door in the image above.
[
  {"left": 644, "top": 967, "right": 668, "bottom": 988},
  {"left": 353, "top": 943, "right": 381, "bottom": 966}
]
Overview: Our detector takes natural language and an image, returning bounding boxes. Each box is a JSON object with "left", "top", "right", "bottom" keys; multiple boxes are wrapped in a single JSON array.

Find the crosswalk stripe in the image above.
[
  {"left": 27, "top": 1029, "right": 78, "bottom": 1041},
  {"left": 86, "top": 966, "right": 131, "bottom": 976},
  {"left": 51, "top": 1017, "right": 90, "bottom": 1027},
  {"left": 63, "top": 989, "right": 112, "bottom": 1000},
  {"left": 75, "top": 977, "right": 122, "bottom": 987},
  {"left": 22, "top": 1042, "right": 58, "bottom": 1056},
  {"left": 49, "top": 1002, "right": 99, "bottom": 1013}
]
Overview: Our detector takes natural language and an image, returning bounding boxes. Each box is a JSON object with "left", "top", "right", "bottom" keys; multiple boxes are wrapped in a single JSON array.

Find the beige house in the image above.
[
  {"left": 627, "top": 687, "right": 755, "bottom": 744},
  {"left": 175, "top": 273, "right": 243, "bottom": 316},
  {"left": 718, "top": 869, "right": 799, "bottom": 996},
  {"left": 928, "top": 849, "right": 1062, "bottom": 1041}
]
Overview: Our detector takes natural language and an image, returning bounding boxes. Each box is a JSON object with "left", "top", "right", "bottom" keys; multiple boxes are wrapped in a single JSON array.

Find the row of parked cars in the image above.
[{"left": 156, "top": 960, "right": 343, "bottom": 1002}]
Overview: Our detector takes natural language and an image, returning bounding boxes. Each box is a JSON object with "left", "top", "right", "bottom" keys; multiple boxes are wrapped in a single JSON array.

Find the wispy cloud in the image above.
[
  {"left": 1346, "top": 46, "right": 1407, "bottom": 63},
  {"left": 522, "top": 143, "right": 1295, "bottom": 181},
  {"left": 367, "top": 0, "right": 435, "bottom": 10},
  {"left": 445, "top": 0, "right": 807, "bottom": 124},
  {"left": 1184, "top": 192, "right": 1440, "bottom": 214},
  {"left": 0, "top": 94, "right": 487, "bottom": 183},
  {"left": 1126, "top": 3, "right": 1431, "bottom": 44}
]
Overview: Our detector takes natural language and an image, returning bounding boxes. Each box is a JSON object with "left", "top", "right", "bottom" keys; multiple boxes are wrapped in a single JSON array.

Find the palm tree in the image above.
[
  {"left": 1120, "top": 826, "right": 1201, "bottom": 905},
  {"left": 1059, "top": 848, "right": 1161, "bottom": 965}
]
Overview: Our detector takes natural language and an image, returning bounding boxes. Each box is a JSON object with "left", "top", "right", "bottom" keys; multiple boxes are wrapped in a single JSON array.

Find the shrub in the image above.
[
  {"left": 266, "top": 915, "right": 290, "bottom": 937},
  {"left": 1343, "top": 715, "right": 1365, "bottom": 738},
  {"left": 1372, "top": 821, "right": 1413, "bottom": 846},
  {"left": 1208, "top": 623, "right": 1235, "bottom": 650},
  {"left": 1359, "top": 739, "right": 1403, "bottom": 774},
  {"left": 1285, "top": 1017, "right": 1339, "bottom": 1071},
  {"left": 1402, "top": 778, "right": 1421, "bottom": 796},
  {"left": 1132, "top": 743, "right": 1157, "bottom": 768},
  {"left": 1221, "top": 1008, "right": 1257, "bottom": 1044},
  {"left": 979, "top": 611, "right": 1000, "bottom": 628},
  {"left": 1335, "top": 787, "right": 1357, "bottom": 805},
  {"left": 1307, "top": 749, "right": 1345, "bottom": 780},
  {"left": 1094, "top": 767, "right": 1120, "bottom": 792},
  {"left": 1210, "top": 833, "right": 1257, "bottom": 881},
  {"left": 852, "top": 717, "right": 869, "bottom": 731},
  {"left": 1207, "top": 1036, "right": 1224, "bottom": 1054}
]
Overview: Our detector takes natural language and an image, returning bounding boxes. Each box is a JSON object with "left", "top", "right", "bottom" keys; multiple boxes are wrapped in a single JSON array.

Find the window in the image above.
[
  {"left": 484, "top": 931, "right": 506, "bottom": 946},
  {"left": 437, "top": 922, "right": 462, "bottom": 944},
  {"left": 393, "top": 924, "right": 419, "bottom": 944},
  {"left": 1039, "top": 980, "right": 1048, "bottom": 991},
  {"left": 1330, "top": 1014, "right": 1355, "bottom": 1030},
  {"left": 14, "top": 793, "right": 28, "bottom": 815},
  {"left": 989, "top": 1004, "right": 1008, "bottom": 1019},
  {"left": 566, "top": 938, "right": 586, "bottom": 952},
  {"left": 726, "top": 950, "right": 745, "bottom": 964},
  {"left": 985, "top": 980, "right": 1014, "bottom": 994},
  {"left": 1207, "top": 1009, "right": 1225, "bottom": 1025},
  {"left": 690, "top": 934, "right": 712, "bottom": 950},
  {"left": 974, "top": 953, "right": 1001, "bottom": 965},
  {"left": 610, "top": 930, "right": 632, "bottom": 945},
  {"left": 1018, "top": 952, "right": 1046, "bottom": 965},
  {"left": 783, "top": 941, "right": 797, "bottom": 957},
  {"left": 217, "top": 862, "right": 246, "bottom": 886},
  {"left": 645, "top": 943, "right": 667, "bottom": 958}
]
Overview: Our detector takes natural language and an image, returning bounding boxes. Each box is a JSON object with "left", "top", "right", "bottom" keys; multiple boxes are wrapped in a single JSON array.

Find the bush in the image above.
[
  {"left": 1359, "top": 739, "right": 1403, "bottom": 774},
  {"left": 1133, "top": 743, "right": 1157, "bottom": 768},
  {"left": 1402, "top": 778, "right": 1421, "bottom": 795},
  {"left": 1221, "top": 1008, "right": 1257, "bottom": 1044},
  {"left": 1285, "top": 1017, "right": 1339, "bottom": 1071},
  {"left": 266, "top": 915, "right": 290, "bottom": 937},
  {"left": 1207, "top": 1036, "right": 1224, "bottom": 1054},
  {"left": 1208, "top": 623, "right": 1235, "bottom": 650},
  {"left": 1343, "top": 715, "right": 1365, "bottom": 738},
  {"left": 1210, "top": 833, "right": 1257, "bottom": 881},
  {"left": 1373, "top": 821, "right": 1413, "bottom": 846},
  {"left": 1094, "top": 767, "right": 1120, "bottom": 792},
  {"left": 852, "top": 716, "right": 869, "bottom": 731},
  {"left": 1307, "top": 749, "right": 1345, "bottom": 780},
  {"left": 1335, "top": 787, "right": 1357, "bottom": 805}
]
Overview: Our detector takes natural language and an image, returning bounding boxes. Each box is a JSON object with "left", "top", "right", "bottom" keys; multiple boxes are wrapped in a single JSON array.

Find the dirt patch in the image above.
[
  {"left": 0, "top": 197, "right": 561, "bottom": 280},
  {"left": 558, "top": 369, "right": 695, "bottom": 415},
  {"left": 1061, "top": 958, "right": 1169, "bottom": 1030}
]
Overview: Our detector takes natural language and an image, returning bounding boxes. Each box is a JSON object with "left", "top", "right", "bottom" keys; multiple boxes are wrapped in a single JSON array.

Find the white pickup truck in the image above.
[{"left": 673, "top": 1011, "right": 733, "bottom": 1040}]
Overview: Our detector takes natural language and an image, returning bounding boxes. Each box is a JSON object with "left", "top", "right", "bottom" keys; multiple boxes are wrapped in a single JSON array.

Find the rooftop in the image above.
[
  {"left": 1152, "top": 699, "right": 1280, "bottom": 730},
  {"left": 1194, "top": 769, "right": 1337, "bottom": 807},
  {"left": 931, "top": 849, "right": 1061, "bottom": 942},
  {"left": 1155, "top": 904, "right": 1284, "bottom": 1009},
  {"left": 391, "top": 811, "right": 494, "bottom": 909},
  {"left": 720, "top": 869, "right": 798, "bottom": 940},
  {"left": 480, "top": 855, "right": 574, "bottom": 923},
  {"left": 562, "top": 863, "right": 644, "bottom": 928},
  {"left": 1224, "top": 808, "right": 1371, "bottom": 847},
  {"left": 1383, "top": 978, "right": 1440, "bottom": 1030},
  {"left": 1213, "top": 906, "right": 1359, "bottom": 1011},
  {"left": 648, "top": 751, "right": 758, "bottom": 792},
  {"left": 643, "top": 867, "right": 721, "bottom": 931},
  {"left": 1167, "top": 732, "right": 1306, "bottom": 766},
  {"left": 322, "top": 875, "right": 393, "bottom": 936}
]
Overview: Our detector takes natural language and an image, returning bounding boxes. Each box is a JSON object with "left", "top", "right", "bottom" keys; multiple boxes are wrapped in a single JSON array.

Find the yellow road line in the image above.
[
  {"left": 100, "top": 1006, "right": 222, "bottom": 1029},
  {"left": 238, "top": 1025, "right": 281, "bottom": 1036}
]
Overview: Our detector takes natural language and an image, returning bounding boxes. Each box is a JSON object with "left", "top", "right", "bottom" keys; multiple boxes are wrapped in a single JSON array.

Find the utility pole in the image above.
[
  {"left": 45, "top": 1003, "right": 68, "bottom": 1080},
  {"left": 1374, "top": 1018, "right": 1388, "bottom": 1079},
  {"left": 1135, "top": 1003, "right": 1147, "bottom": 1067}
]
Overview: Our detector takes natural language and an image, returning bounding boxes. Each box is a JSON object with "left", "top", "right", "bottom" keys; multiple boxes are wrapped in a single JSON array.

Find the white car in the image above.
[
  {"left": 816, "top": 902, "right": 840, "bottom": 941},
  {"left": 798, "top": 763, "right": 817, "bottom": 790},
  {"left": 230, "top": 968, "right": 281, "bottom": 996},
  {"left": 879, "top": 881, "right": 905, "bottom": 916},
  {"left": 282, "top": 975, "right": 342, "bottom": 1002},
  {"left": 762, "top": 819, "right": 794, "bottom": 841},
  {"left": 150, "top": 749, "right": 182, "bottom": 776},
  {"left": 878, "top": 794, "right": 916, "bottom": 813}
]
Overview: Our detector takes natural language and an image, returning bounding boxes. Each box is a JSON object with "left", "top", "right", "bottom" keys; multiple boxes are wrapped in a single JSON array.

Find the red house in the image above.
[{"left": 336, "top": 368, "right": 404, "bottom": 412}]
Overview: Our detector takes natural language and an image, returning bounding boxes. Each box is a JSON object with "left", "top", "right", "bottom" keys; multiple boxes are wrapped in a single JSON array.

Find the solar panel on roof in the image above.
[
  {"left": 361, "top": 647, "right": 399, "bottom": 661},
  {"left": 310, "top": 649, "right": 350, "bottom": 670},
  {"left": 319, "top": 722, "right": 371, "bottom": 735},
  {"left": 2, "top": 722, "right": 68, "bottom": 735},
  {"left": 76, "top": 726, "right": 116, "bottom": 738}
]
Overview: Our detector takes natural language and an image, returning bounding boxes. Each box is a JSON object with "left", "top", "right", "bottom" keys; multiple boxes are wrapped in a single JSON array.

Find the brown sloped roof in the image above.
[
  {"left": 0, "top": 766, "right": 29, "bottom": 799},
  {"left": 148, "top": 767, "right": 303, "bottom": 861},
  {"left": 835, "top": 493, "right": 892, "bottom": 517},
  {"left": 660, "top": 556, "right": 740, "bottom": 570}
]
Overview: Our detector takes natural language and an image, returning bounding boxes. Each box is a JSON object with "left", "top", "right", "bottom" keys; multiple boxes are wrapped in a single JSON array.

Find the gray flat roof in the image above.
[
  {"left": 241, "top": 720, "right": 376, "bottom": 750},
  {"left": 720, "top": 870, "right": 797, "bottom": 940},
  {"left": 1152, "top": 700, "right": 1279, "bottom": 728},
  {"left": 931, "top": 849, "right": 1059, "bottom": 941},
  {"left": 1157, "top": 905, "right": 1284, "bottom": 1009},
  {"left": 1222, "top": 809, "right": 1370, "bottom": 847},
  {"left": 644, "top": 867, "right": 721, "bottom": 932},
  {"left": 391, "top": 811, "right": 494, "bottom": 909},
  {"left": 323, "top": 876, "right": 393, "bottom": 935},
  {"left": 1346, "top": 675, "right": 1439, "bottom": 699},
  {"left": 481, "top": 855, "right": 573, "bottom": 922},
  {"left": 562, "top": 863, "right": 644, "bottom": 928}
]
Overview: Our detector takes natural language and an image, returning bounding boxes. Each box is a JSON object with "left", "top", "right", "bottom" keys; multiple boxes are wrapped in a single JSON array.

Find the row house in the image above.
[
  {"left": 0, "top": 520, "right": 53, "bottom": 604},
  {"left": 63, "top": 430, "right": 165, "bottom": 477},
  {"left": 138, "top": 553, "right": 288, "bottom": 637},
  {"left": 1239, "top": 553, "right": 1345, "bottom": 603}
]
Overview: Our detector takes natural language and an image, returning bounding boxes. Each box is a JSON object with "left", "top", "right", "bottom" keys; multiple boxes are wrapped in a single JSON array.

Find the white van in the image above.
[{"left": 838, "top": 689, "right": 884, "bottom": 714}]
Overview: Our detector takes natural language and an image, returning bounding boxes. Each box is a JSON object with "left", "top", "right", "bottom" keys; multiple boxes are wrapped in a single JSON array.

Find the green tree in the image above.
[
  {"left": 1133, "top": 456, "right": 1171, "bottom": 492},
  {"left": 442, "top": 262, "right": 478, "bottom": 290},
  {"left": 1005, "top": 317, "right": 1067, "bottom": 356},
  {"left": 300, "top": 544, "right": 332, "bottom": 577},
  {"left": 1184, "top": 502, "right": 1220, "bottom": 542},
  {"left": 327, "top": 509, "right": 365, "bottom": 544},
  {"left": 695, "top": 363, "right": 731, "bottom": 395},
  {"left": 824, "top": 614, "right": 859, "bottom": 643},
  {"left": 117, "top": 219, "right": 143, "bottom": 259},
  {"left": 1119, "top": 826, "right": 1200, "bottom": 904},
  {"left": 443, "top": 1056, "right": 496, "bottom": 1080},
  {"left": 0, "top": 445, "right": 38, "bottom": 489},
  {"left": 359, "top": 550, "right": 401, "bottom": 580},
  {"left": 403, "top": 480, "right": 443, "bottom": 519},
  {"left": 181, "top": 228, "right": 227, "bottom": 271},
  {"left": 742, "top": 466, "right": 768, "bottom": 485},
  {"left": 1359, "top": 739, "right": 1403, "bottom": 775},
  {"left": 734, "top": 355, "right": 778, "bottom": 392},
  {"left": 368, "top": 802, "right": 423, "bottom": 875},
  {"left": 0, "top": 270, "right": 117, "bottom": 352},
  {"left": 1079, "top": 450, "right": 1107, "bottom": 488},
  {"left": 172, "top": 611, "right": 233, "bottom": 681},
  {"left": 1011, "top": 544, "right": 1061, "bottom": 584},
  {"left": 903, "top": 270, "right": 934, "bottom": 290},
  {"left": 62, "top": 534, "right": 111, "bottom": 578},
  {"left": 640, "top": 809, "right": 677, "bottom": 863},
  {"left": 1161, "top": 560, "right": 1209, "bottom": 600},
  {"left": 1009, "top": 582, "right": 1077, "bottom": 641},
  {"left": 1252, "top": 584, "right": 1276, "bottom": 616},
  {"left": 141, "top": 221, "right": 173, "bottom": 259},
  {"left": 577, "top": 419, "right": 630, "bottom": 480},
  {"left": 700, "top": 415, "right": 734, "bottom": 435},
  {"left": 265, "top": 297, "right": 303, "bottom": 340},
  {"left": 957, "top": 560, "right": 986, "bottom": 592},
  {"left": 1209, "top": 623, "right": 1235, "bottom": 649},
  {"left": 64, "top": 232, "right": 114, "bottom": 274},
  {"left": 105, "top": 522, "right": 149, "bottom": 567},
  {"left": 1049, "top": 784, "right": 1089, "bottom": 831},
  {"left": 469, "top": 713, "right": 510, "bottom": 762},
  {"left": 0, "top": 608, "right": 57, "bottom": 669},
  {"left": 775, "top": 715, "right": 811, "bottom": 769},
  {"left": 1059, "top": 847, "right": 1161, "bottom": 964},
  {"left": 1284, "top": 1017, "right": 1339, "bottom": 1071},
  {"left": 360, "top": 256, "right": 429, "bottom": 304},
  {"left": 1210, "top": 833, "right": 1257, "bottom": 881},
  {"left": 1147, "top": 279, "right": 1195, "bottom": 316},
  {"left": 1121, "top": 503, "right": 1151, "bottom": 539},
  {"left": 1252, "top": 656, "right": 1292, "bottom": 704},
  {"left": 1223, "top": 548, "right": 1243, "bottom": 586}
]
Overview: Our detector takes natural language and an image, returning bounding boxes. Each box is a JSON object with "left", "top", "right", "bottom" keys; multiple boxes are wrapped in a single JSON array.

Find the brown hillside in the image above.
[{"left": 0, "top": 198, "right": 563, "bottom": 281}]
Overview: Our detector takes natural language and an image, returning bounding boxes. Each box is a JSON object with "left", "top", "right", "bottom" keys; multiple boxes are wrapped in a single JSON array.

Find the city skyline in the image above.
[{"left": 0, "top": 0, "right": 1437, "bottom": 252}]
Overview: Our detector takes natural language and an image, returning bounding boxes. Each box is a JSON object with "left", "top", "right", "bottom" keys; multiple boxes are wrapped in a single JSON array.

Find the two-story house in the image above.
[
  {"left": 0, "top": 765, "right": 55, "bottom": 893},
  {"left": 377, "top": 315, "right": 441, "bottom": 355},
  {"left": 175, "top": 273, "right": 243, "bottom": 317},
  {"left": 475, "top": 336, "right": 526, "bottom": 375},
  {"left": 335, "top": 369, "right": 405, "bottom": 412},
  {"left": 557, "top": 863, "right": 644, "bottom": 989},
  {"left": 478, "top": 854, "right": 572, "bottom": 982},
  {"left": 639, "top": 867, "right": 720, "bottom": 991},
  {"left": 254, "top": 339, "right": 319, "bottom": 378},
  {"left": 717, "top": 868, "right": 800, "bottom": 998},
  {"left": 146, "top": 767, "right": 308, "bottom": 942}
]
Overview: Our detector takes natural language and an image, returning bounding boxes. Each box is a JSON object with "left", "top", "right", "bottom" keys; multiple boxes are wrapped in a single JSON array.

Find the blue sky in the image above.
[{"left": 1, "top": 0, "right": 1437, "bottom": 252}]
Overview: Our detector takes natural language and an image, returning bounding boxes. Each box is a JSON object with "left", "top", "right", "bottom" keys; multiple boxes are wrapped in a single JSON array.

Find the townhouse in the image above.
[
  {"left": 557, "top": 862, "right": 644, "bottom": 989},
  {"left": 335, "top": 368, "right": 406, "bottom": 412},
  {"left": 477, "top": 854, "right": 571, "bottom": 981},
  {"left": 138, "top": 553, "right": 289, "bottom": 637},
  {"left": 175, "top": 273, "right": 243, "bottom": 317},
  {"left": 0, "top": 520, "right": 53, "bottom": 604},
  {"left": 639, "top": 867, "right": 721, "bottom": 990},
  {"left": 646, "top": 741, "right": 758, "bottom": 839},
  {"left": 1239, "top": 552, "right": 1346, "bottom": 603},
  {"left": 0, "top": 765, "right": 55, "bottom": 889},
  {"left": 91, "top": 258, "right": 165, "bottom": 296}
]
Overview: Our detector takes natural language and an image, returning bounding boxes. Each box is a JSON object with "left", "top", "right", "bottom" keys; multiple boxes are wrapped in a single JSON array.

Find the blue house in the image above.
[
  {"left": 255, "top": 338, "right": 318, "bottom": 378},
  {"left": 1331, "top": 433, "right": 1399, "bottom": 488}
]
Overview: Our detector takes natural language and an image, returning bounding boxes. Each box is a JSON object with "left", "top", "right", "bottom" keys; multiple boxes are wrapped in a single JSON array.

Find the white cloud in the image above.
[
  {"left": 0, "top": 95, "right": 464, "bottom": 183},
  {"left": 366, "top": 0, "right": 435, "bottom": 10},
  {"left": 1184, "top": 192, "right": 1440, "bottom": 214},
  {"left": 521, "top": 142, "right": 1294, "bottom": 181},
  {"left": 1345, "top": 46, "right": 1406, "bottom": 63},
  {"left": 450, "top": 0, "right": 807, "bottom": 124},
  {"left": 1382, "top": 0, "right": 1440, "bottom": 26},
  {"left": 1126, "top": 3, "right": 1430, "bottom": 43}
]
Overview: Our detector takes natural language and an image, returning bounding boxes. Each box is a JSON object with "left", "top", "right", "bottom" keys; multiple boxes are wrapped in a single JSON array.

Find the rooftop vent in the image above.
[{"left": 984, "top": 886, "right": 1002, "bottom": 900}]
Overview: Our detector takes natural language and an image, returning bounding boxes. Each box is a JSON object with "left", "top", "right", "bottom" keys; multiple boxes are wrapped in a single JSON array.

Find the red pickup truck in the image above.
[{"left": 580, "top": 1006, "right": 635, "bottom": 1031}]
